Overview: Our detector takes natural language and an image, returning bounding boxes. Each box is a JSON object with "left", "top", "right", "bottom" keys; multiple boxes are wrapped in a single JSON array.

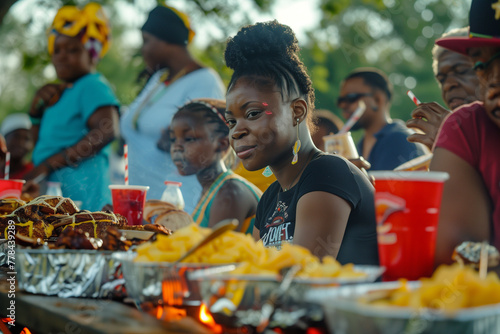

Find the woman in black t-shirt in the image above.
[{"left": 223, "top": 21, "right": 379, "bottom": 265}]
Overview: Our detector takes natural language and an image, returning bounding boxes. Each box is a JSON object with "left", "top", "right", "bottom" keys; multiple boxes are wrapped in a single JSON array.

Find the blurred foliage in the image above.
[{"left": 0, "top": 0, "right": 470, "bottom": 135}]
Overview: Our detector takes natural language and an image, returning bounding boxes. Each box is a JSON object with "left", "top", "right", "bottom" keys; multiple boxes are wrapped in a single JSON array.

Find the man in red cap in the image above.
[{"left": 431, "top": 0, "right": 500, "bottom": 264}]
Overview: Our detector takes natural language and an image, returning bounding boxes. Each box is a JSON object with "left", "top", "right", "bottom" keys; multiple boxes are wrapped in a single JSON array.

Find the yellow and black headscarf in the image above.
[
  {"left": 141, "top": 3, "right": 195, "bottom": 46},
  {"left": 48, "top": 2, "right": 111, "bottom": 59}
]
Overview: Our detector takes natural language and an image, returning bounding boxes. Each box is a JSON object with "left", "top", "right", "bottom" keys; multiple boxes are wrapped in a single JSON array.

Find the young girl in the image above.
[
  {"left": 168, "top": 99, "right": 261, "bottom": 233},
  {"left": 25, "top": 3, "right": 119, "bottom": 211},
  {"left": 224, "top": 21, "right": 379, "bottom": 264}
]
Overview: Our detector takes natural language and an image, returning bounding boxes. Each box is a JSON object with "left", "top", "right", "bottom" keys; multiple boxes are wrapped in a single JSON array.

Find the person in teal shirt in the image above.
[{"left": 25, "top": 3, "right": 119, "bottom": 211}]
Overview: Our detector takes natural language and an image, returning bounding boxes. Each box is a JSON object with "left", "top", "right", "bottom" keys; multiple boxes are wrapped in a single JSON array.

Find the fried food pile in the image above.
[
  {"left": 135, "top": 223, "right": 367, "bottom": 279},
  {"left": 364, "top": 263, "right": 500, "bottom": 310}
]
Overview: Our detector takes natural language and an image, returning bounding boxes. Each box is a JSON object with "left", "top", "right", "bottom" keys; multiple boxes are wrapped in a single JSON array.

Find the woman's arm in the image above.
[
  {"left": 24, "top": 106, "right": 119, "bottom": 180},
  {"left": 430, "top": 147, "right": 492, "bottom": 265},
  {"left": 252, "top": 226, "right": 261, "bottom": 241},
  {"left": 294, "top": 191, "right": 351, "bottom": 259}
]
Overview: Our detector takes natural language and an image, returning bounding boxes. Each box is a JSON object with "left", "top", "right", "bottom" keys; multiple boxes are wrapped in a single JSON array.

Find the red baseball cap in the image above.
[{"left": 436, "top": 0, "right": 500, "bottom": 55}]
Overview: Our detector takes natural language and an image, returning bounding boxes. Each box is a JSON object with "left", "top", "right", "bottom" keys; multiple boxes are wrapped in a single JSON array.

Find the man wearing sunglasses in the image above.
[
  {"left": 338, "top": 68, "right": 427, "bottom": 170},
  {"left": 431, "top": 0, "right": 500, "bottom": 266}
]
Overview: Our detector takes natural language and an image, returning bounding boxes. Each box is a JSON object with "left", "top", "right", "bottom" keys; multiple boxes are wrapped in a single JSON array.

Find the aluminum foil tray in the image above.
[
  {"left": 189, "top": 265, "right": 384, "bottom": 328},
  {"left": 305, "top": 281, "right": 500, "bottom": 334},
  {"left": 16, "top": 247, "right": 130, "bottom": 299},
  {"left": 0, "top": 239, "right": 9, "bottom": 266}
]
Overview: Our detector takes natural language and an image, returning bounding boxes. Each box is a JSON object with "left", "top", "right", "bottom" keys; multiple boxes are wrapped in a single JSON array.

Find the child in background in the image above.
[
  {"left": 0, "top": 114, "right": 34, "bottom": 179},
  {"left": 168, "top": 99, "right": 261, "bottom": 233}
]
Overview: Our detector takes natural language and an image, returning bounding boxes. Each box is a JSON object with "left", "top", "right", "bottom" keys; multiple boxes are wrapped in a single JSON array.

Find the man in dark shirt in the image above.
[{"left": 338, "top": 68, "right": 427, "bottom": 170}]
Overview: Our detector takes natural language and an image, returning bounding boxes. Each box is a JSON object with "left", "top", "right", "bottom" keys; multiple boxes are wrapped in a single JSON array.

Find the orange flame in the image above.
[
  {"left": 0, "top": 319, "right": 32, "bottom": 334},
  {"left": 156, "top": 305, "right": 163, "bottom": 319},
  {"left": 198, "top": 303, "right": 222, "bottom": 333}
]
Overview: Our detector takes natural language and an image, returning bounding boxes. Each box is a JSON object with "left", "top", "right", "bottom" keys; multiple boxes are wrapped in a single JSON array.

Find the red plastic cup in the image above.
[
  {"left": 109, "top": 185, "right": 150, "bottom": 225},
  {"left": 370, "top": 171, "right": 449, "bottom": 281},
  {"left": 0, "top": 179, "right": 25, "bottom": 199}
]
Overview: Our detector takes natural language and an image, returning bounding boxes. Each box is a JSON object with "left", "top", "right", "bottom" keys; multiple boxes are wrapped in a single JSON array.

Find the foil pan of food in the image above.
[
  {"left": 16, "top": 247, "right": 130, "bottom": 299},
  {"left": 117, "top": 252, "right": 235, "bottom": 316},
  {"left": 188, "top": 264, "right": 384, "bottom": 328},
  {"left": 305, "top": 264, "right": 500, "bottom": 334},
  {"left": 0, "top": 239, "right": 9, "bottom": 266}
]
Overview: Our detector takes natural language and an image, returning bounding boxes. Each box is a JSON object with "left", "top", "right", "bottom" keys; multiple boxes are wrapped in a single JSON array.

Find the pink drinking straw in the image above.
[
  {"left": 338, "top": 101, "right": 366, "bottom": 134},
  {"left": 124, "top": 144, "right": 129, "bottom": 186},
  {"left": 407, "top": 90, "right": 421, "bottom": 106},
  {"left": 4, "top": 152, "right": 10, "bottom": 180}
]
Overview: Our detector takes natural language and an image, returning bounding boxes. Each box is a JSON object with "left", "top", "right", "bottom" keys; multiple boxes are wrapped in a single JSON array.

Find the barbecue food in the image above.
[
  {"left": 0, "top": 195, "right": 127, "bottom": 240},
  {"left": 119, "top": 223, "right": 172, "bottom": 236},
  {"left": 100, "top": 226, "right": 132, "bottom": 251},
  {"left": 51, "top": 211, "right": 126, "bottom": 239},
  {"left": 14, "top": 195, "right": 79, "bottom": 220},
  {"left": 0, "top": 198, "right": 26, "bottom": 216},
  {"left": 55, "top": 227, "right": 100, "bottom": 250},
  {"left": 452, "top": 241, "right": 500, "bottom": 268},
  {"left": 143, "top": 199, "right": 193, "bottom": 231},
  {"left": 0, "top": 216, "right": 51, "bottom": 239}
]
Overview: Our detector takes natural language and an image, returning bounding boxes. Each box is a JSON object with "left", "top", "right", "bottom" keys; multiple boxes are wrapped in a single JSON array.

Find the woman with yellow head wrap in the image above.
[
  {"left": 48, "top": 3, "right": 110, "bottom": 61},
  {"left": 120, "top": 3, "right": 225, "bottom": 212},
  {"left": 24, "top": 3, "right": 120, "bottom": 211}
]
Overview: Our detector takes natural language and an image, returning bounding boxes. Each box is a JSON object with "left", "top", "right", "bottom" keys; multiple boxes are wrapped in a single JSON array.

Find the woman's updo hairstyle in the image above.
[{"left": 224, "top": 20, "right": 315, "bottom": 114}]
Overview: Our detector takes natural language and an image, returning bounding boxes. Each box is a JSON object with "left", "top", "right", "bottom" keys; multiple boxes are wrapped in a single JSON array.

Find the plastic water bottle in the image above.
[
  {"left": 46, "top": 181, "right": 63, "bottom": 197},
  {"left": 161, "top": 181, "right": 185, "bottom": 210}
]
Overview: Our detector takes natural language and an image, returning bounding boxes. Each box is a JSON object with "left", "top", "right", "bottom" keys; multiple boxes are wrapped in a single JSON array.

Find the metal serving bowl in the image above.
[
  {"left": 305, "top": 281, "right": 500, "bottom": 334},
  {"left": 116, "top": 252, "right": 235, "bottom": 316},
  {"left": 189, "top": 265, "right": 385, "bottom": 329}
]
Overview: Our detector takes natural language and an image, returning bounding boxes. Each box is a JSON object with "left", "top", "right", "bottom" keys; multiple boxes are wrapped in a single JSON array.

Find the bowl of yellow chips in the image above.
[{"left": 306, "top": 264, "right": 500, "bottom": 334}]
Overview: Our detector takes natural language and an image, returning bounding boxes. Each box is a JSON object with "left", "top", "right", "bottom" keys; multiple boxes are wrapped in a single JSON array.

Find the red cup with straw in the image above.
[
  {"left": 109, "top": 144, "right": 149, "bottom": 225},
  {"left": 0, "top": 152, "right": 25, "bottom": 199}
]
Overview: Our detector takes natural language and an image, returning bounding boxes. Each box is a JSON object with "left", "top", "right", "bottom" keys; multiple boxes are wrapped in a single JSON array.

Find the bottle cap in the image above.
[{"left": 164, "top": 181, "right": 182, "bottom": 187}]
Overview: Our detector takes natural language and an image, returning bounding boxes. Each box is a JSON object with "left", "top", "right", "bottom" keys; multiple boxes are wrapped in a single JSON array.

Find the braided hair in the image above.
[
  {"left": 174, "top": 98, "right": 229, "bottom": 138},
  {"left": 224, "top": 20, "right": 315, "bottom": 124}
]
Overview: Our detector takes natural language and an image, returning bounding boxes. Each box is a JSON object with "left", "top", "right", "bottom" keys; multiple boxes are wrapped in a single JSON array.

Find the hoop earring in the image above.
[
  {"left": 262, "top": 166, "right": 273, "bottom": 177},
  {"left": 292, "top": 118, "right": 301, "bottom": 165}
]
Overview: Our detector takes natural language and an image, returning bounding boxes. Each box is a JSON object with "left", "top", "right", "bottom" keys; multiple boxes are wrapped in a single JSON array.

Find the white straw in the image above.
[
  {"left": 407, "top": 90, "right": 421, "bottom": 106},
  {"left": 4, "top": 152, "right": 10, "bottom": 180},
  {"left": 124, "top": 144, "right": 129, "bottom": 186},
  {"left": 339, "top": 101, "right": 366, "bottom": 134}
]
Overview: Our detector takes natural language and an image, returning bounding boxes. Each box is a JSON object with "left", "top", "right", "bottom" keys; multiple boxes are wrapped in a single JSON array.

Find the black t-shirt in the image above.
[{"left": 255, "top": 153, "right": 379, "bottom": 265}]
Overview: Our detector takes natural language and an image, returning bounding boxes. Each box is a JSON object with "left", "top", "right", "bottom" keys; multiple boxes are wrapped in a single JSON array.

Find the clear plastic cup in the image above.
[
  {"left": 109, "top": 185, "right": 150, "bottom": 225},
  {"left": 0, "top": 179, "right": 25, "bottom": 199},
  {"left": 323, "top": 132, "right": 359, "bottom": 159},
  {"left": 369, "top": 171, "right": 449, "bottom": 281}
]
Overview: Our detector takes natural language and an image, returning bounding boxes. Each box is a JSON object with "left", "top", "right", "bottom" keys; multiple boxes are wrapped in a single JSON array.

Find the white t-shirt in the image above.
[{"left": 120, "top": 67, "right": 225, "bottom": 213}]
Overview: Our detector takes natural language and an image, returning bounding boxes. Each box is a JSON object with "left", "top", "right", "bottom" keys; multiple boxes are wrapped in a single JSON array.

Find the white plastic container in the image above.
[{"left": 161, "top": 181, "right": 184, "bottom": 210}]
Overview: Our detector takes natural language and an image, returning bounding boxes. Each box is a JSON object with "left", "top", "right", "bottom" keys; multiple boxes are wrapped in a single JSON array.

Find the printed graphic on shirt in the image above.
[{"left": 261, "top": 200, "right": 293, "bottom": 248}]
